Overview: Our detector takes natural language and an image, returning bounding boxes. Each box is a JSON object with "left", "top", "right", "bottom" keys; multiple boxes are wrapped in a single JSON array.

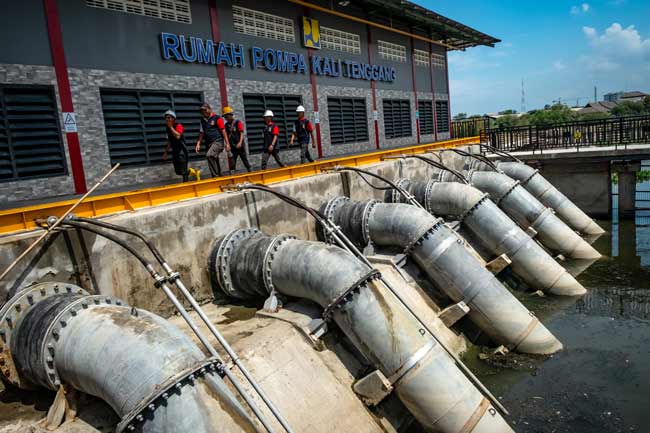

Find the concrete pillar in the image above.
[{"left": 613, "top": 162, "right": 641, "bottom": 220}]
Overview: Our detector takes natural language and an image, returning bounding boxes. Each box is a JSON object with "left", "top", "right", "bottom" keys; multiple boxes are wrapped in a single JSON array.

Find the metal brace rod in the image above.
[
  {"left": 48, "top": 218, "right": 286, "bottom": 433},
  {"left": 228, "top": 183, "right": 509, "bottom": 416},
  {"left": 383, "top": 154, "right": 470, "bottom": 184}
]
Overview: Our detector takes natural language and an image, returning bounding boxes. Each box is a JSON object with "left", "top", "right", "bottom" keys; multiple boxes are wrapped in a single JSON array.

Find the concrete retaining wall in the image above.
[{"left": 0, "top": 155, "right": 443, "bottom": 315}]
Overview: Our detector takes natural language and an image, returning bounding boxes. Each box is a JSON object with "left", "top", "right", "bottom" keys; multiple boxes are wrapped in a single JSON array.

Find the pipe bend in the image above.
[
  {"left": 3, "top": 284, "right": 259, "bottom": 433},
  {"left": 210, "top": 230, "right": 514, "bottom": 433}
]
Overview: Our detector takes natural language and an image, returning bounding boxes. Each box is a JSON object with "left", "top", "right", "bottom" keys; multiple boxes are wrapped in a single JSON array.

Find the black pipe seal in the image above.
[{"left": 321, "top": 269, "right": 381, "bottom": 321}]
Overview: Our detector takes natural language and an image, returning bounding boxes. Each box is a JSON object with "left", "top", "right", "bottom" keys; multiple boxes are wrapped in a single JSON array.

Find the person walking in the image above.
[
  {"left": 162, "top": 110, "right": 200, "bottom": 182},
  {"left": 223, "top": 106, "right": 251, "bottom": 174},
  {"left": 261, "top": 110, "right": 285, "bottom": 170},
  {"left": 195, "top": 102, "right": 230, "bottom": 177},
  {"left": 289, "top": 105, "right": 316, "bottom": 164}
]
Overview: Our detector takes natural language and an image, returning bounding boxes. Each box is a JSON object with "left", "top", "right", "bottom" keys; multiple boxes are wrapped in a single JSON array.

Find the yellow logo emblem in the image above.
[{"left": 302, "top": 16, "right": 321, "bottom": 49}]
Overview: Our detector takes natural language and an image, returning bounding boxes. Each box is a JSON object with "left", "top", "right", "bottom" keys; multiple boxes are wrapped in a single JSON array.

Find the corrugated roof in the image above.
[{"left": 331, "top": 0, "right": 500, "bottom": 50}]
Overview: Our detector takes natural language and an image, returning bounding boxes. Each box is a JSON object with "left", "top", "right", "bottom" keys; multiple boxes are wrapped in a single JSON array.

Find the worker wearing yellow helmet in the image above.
[{"left": 223, "top": 106, "right": 251, "bottom": 173}]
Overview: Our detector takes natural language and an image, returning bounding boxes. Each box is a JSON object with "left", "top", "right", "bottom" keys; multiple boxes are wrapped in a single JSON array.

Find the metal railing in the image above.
[
  {"left": 452, "top": 117, "right": 489, "bottom": 139},
  {"left": 485, "top": 115, "right": 650, "bottom": 152}
]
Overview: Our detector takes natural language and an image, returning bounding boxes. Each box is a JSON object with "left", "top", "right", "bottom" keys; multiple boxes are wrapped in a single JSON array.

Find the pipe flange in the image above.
[
  {"left": 116, "top": 357, "right": 225, "bottom": 433},
  {"left": 519, "top": 167, "right": 539, "bottom": 186},
  {"left": 423, "top": 180, "right": 436, "bottom": 214},
  {"left": 401, "top": 218, "right": 445, "bottom": 257},
  {"left": 490, "top": 178, "right": 522, "bottom": 206},
  {"left": 41, "top": 294, "right": 124, "bottom": 389},
  {"left": 322, "top": 269, "right": 381, "bottom": 321},
  {"left": 392, "top": 179, "right": 411, "bottom": 204},
  {"left": 457, "top": 193, "right": 491, "bottom": 224},
  {"left": 360, "top": 200, "right": 381, "bottom": 246},
  {"left": 0, "top": 283, "right": 88, "bottom": 387},
  {"left": 321, "top": 196, "right": 350, "bottom": 244},
  {"left": 215, "top": 228, "right": 261, "bottom": 296},
  {"left": 262, "top": 234, "right": 297, "bottom": 295}
]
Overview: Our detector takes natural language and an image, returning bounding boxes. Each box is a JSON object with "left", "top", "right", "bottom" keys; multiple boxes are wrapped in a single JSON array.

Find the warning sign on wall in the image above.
[{"left": 63, "top": 112, "right": 77, "bottom": 133}]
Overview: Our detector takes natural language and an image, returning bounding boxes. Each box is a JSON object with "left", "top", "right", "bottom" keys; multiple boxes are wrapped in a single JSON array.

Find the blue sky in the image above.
[{"left": 414, "top": 0, "right": 650, "bottom": 115}]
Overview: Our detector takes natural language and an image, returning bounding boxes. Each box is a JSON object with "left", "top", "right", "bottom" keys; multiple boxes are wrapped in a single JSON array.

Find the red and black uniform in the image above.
[
  {"left": 167, "top": 122, "right": 190, "bottom": 181},
  {"left": 293, "top": 118, "right": 314, "bottom": 163},
  {"left": 200, "top": 113, "right": 227, "bottom": 177},
  {"left": 261, "top": 121, "right": 284, "bottom": 169},
  {"left": 225, "top": 119, "right": 251, "bottom": 173}
]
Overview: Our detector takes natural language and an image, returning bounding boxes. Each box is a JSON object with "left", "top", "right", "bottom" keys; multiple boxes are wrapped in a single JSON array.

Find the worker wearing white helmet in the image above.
[
  {"left": 290, "top": 105, "right": 316, "bottom": 164},
  {"left": 261, "top": 109, "right": 285, "bottom": 170},
  {"left": 162, "top": 110, "right": 200, "bottom": 182}
]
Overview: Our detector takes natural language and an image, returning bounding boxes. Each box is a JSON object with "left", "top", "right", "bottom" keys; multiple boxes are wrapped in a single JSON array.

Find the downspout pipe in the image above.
[
  {"left": 388, "top": 179, "right": 587, "bottom": 296},
  {"left": 321, "top": 197, "right": 562, "bottom": 355},
  {"left": 210, "top": 229, "right": 514, "bottom": 433},
  {"left": 0, "top": 283, "right": 259, "bottom": 433},
  {"left": 464, "top": 170, "right": 601, "bottom": 260},
  {"left": 496, "top": 161, "right": 606, "bottom": 236}
]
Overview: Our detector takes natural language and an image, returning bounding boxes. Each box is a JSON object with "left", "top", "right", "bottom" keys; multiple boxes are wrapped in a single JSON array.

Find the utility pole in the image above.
[
  {"left": 520, "top": 78, "right": 526, "bottom": 113},
  {"left": 594, "top": 86, "right": 597, "bottom": 102}
]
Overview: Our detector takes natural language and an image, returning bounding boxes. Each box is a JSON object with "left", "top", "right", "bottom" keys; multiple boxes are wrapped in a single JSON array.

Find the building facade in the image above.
[{"left": 0, "top": 0, "right": 497, "bottom": 205}]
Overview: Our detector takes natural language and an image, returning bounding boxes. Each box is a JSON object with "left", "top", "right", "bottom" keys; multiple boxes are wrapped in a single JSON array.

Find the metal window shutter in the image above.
[
  {"left": 418, "top": 100, "right": 433, "bottom": 135},
  {"left": 0, "top": 85, "right": 66, "bottom": 182},
  {"left": 436, "top": 101, "right": 449, "bottom": 133},
  {"left": 328, "top": 97, "right": 367, "bottom": 145},
  {"left": 101, "top": 89, "right": 202, "bottom": 167}
]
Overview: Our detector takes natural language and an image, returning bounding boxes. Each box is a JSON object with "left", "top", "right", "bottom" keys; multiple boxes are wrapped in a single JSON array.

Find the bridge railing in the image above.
[
  {"left": 485, "top": 115, "right": 650, "bottom": 153},
  {"left": 452, "top": 117, "right": 489, "bottom": 139}
]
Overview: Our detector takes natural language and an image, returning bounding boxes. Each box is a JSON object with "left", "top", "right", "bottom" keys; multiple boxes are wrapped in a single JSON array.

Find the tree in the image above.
[
  {"left": 453, "top": 113, "right": 468, "bottom": 121},
  {"left": 526, "top": 104, "right": 577, "bottom": 126},
  {"left": 495, "top": 114, "right": 520, "bottom": 129},
  {"left": 611, "top": 100, "right": 646, "bottom": 117}
]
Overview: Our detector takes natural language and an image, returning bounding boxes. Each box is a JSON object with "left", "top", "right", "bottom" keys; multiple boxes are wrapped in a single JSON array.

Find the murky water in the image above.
[{"left": 466, "top": 184, "right": 650, "bottom": 432}]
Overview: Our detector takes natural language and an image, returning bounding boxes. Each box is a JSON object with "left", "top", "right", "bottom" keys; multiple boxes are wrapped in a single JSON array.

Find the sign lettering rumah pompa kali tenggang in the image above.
[{"left": 160, "top": 32, "right": 397, "bottom": 83}]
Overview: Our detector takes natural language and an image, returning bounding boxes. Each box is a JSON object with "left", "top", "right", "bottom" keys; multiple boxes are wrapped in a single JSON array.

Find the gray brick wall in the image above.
[
  {"left": 67, "top": 68, "right": 221, "bottom": 189},
  {"left": 0, "top": 63, "right": 454, "bottom": 206},
  {"left": 376, "top": 89, "right": 417, "bottom": 149},
  {"left": 317, "top": 84, "right": 376, "bottom": 158},
  {"left": 0, "top": 63, "right": 75, "bottom": 205}
]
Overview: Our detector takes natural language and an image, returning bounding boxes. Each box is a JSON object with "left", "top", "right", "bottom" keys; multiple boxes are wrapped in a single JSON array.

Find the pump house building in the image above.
[{"left": 0, "top": 0, "right": 498, "bottom": 204}]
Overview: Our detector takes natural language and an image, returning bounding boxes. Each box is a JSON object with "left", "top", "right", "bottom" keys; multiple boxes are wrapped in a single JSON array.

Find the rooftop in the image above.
[{"left": 308, "top": 0, "right": 501, "bottom": 50}]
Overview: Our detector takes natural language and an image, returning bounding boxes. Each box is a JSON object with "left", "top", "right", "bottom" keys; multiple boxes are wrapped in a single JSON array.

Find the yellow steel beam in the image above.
[{"left": 0, "top": 137, "right": 479, "bottom": 235}]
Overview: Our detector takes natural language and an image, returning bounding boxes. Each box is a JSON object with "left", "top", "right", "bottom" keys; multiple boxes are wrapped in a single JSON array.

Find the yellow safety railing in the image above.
[{"left": 0, "top": 137, "right": 478, "bottom": 235}]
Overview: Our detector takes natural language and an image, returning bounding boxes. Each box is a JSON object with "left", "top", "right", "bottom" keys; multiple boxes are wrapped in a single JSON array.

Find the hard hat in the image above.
[
  {"left": 263, "top": 110, "right": 274, "bottom": 117},
  {"left": 222, "top": 106, "right": 234, "bottom": 115},
  {"left": 296, "top": 105, "right": 305, "bottom": 112},
  {"left": 163, "top": 110, "right": 176, "bottom": 119}
]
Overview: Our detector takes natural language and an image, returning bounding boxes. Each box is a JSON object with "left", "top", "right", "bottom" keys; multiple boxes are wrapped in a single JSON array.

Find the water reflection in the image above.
[{"left": 471, "top": 187, "right": 650, "bottom": 432}]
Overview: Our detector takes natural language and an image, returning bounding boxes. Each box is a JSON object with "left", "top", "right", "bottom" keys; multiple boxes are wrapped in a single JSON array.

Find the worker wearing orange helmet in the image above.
[{"left": 223, "top": 106, "right": 251, "bottom": 173}]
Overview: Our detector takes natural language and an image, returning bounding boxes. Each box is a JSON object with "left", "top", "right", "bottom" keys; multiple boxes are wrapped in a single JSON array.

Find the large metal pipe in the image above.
[
  {"left": 321, "top": 197, "right": 562, "bottom": 355},
  {"left": 0, "top": 283, "right": 259, "bottom": 433},
  {"left": 210, "top": 229, "right": 514, "bottom": 433},
  {"left": 388, "top": 179, "right": 587, "bottom": 296},
  {"left": 464, "top": 170, "right": 601, "bottom": 260},
  {"left": 495, "top": 161, "right": 606, "bottom": 236}
]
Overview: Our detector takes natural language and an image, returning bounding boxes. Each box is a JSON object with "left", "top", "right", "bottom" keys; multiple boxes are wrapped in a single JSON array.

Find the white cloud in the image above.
[
  {"left": 583, "top": 23, "right": 650, "bottom": 58},
  {"left": 580, "top": 23, "right": 650, "bottom": 75},
  {"left": 571, "top": 3, "right": 591, "bottom": 14},
  {"left": 553, "top": 60, "right": 566, "bottom": 71}
]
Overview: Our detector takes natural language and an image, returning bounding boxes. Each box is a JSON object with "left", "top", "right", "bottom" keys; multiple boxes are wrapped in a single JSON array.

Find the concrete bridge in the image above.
[{"left": 496, "top": 143, "right": 650, "bottom": 219}]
